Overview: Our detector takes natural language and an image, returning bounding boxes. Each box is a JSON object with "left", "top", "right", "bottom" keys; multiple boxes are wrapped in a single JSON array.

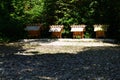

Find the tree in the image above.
[
  {"left": 0, "top": 0, "right": 45, "bottom": 41},
  {"left": 10, "top": 0, "right": 44, "bottom": 24},
  {"left": 0, "top": 0, "right": 120, "bottom": 40},
  {"left": 54, "top": 0, "right": 96, "bottom": 37}
]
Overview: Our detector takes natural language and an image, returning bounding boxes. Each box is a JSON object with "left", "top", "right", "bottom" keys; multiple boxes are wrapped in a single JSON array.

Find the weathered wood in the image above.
[
  {"left": 49, "top": 25, "right": 64, "bottom": 38},
  {"left": 94, "top": 24, "right": 109, "bottom": 38},
  {"left": 25, "top": 23, "right": 43, "bottom": 38},
  {"left": 70, "top": 25, "right": 86, "bottom": 38},
  {"left": 96, "top": 31, "right": 106, "bottom": 38}
]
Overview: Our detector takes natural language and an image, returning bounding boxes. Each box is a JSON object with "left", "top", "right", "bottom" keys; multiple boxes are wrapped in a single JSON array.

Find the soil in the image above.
[{"left": 0, "top": 39, "right": 120, "bottom": 80}]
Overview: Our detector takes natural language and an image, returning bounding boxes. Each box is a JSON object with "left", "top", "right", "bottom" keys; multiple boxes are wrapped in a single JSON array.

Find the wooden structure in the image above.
[
  {"left": 25, "top": 23, "right": 43, "bottom": 38},
  {"left": 70, "top": 25, "right": 86, "bottom": 38},
  {"left": 94, "top": 24, "right": 109, "bottom": 38},
  {"left": 49, "top": 25, "right": 64, "bottom": 38}
]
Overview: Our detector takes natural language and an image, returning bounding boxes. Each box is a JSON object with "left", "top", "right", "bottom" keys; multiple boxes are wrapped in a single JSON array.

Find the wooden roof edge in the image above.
[
  {"left": 93, "top": 24, "right": 109, "bottom": 27},
  {"left": 50, "top": 25, "right": 64, "bottom": 28}
]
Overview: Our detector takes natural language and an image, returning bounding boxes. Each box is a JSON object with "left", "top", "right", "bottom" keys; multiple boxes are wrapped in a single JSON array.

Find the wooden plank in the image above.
[
  {"left": 49, "top": 25, "right": 64, "bottom": 38},
  {"left": 25, "top": 23, "right": 42, "bottom": 38},
  {"left": 70, "top": 25, "right": 86, "bottom": 38},
  {"left": 96, "top": 31, "right": 106, "bottom": 38}
]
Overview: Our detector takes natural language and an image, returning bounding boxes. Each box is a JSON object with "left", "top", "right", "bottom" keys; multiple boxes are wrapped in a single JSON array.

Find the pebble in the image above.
[{"left": 0, "top": 39, "right": 120, "bottom": 80}]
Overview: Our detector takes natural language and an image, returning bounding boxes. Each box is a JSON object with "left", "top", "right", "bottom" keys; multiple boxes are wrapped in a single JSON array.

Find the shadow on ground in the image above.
[
  {"left": 0, "top": 43, "right": 24, "bottom": 57},
  {"left": 0, "top": 44, "right": 120, "bottom": 80}
]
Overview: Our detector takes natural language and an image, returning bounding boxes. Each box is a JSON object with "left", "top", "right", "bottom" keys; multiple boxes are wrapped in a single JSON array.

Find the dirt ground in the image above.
[{"left": 0, "top": 39, "right": 120, "bottom": 80}]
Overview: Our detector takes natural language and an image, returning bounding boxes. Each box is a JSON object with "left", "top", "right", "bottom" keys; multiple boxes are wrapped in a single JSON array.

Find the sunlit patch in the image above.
[
  {"left": 0, "top": 62, "right": 3, "bottom": 64},
  {"left": 36, "top": 76, "right": 57, "bottom": 80},
  {"left": 83, "top": 66, "right": 90, "bottom": 70}
]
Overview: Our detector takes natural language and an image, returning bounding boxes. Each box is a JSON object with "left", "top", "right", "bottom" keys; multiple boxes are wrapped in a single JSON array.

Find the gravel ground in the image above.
[{"left": 0, "top": 39, "right": 120, "bottom": 80}]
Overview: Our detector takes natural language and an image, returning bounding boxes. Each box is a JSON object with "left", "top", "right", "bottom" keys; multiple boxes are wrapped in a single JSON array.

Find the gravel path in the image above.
[
  {"left": 0, "top": 39, "right": 120, "bottom": 80},
  {"left": 21, "top": 39, "right": 118, "bottom": 47}
]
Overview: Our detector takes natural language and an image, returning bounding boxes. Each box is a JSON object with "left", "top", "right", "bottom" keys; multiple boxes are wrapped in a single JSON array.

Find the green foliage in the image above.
[
  {"left": 55, "top": 0, "right": 80, "bottom": 25},
  {"left": 62, "top": 28, "right": 73, "bottom": 38},
  {"left": 11, "top": 0, "right": 44, "bottom": 23},
  {"left": 0, "top": 20, "right": 27, "bottom": 41},
  {"left": 84, "top": 33, "right": 91, "bottom": 38},
  {"left": 42, "top": 0, "right": 57, "bottom": 25},
  {"left": 54, "top": 0, "right": 97, "bottom": 38},
  {"left": 75, "top": 36, "right": 81, "bottom": 39},
  {"left": 0, "top": 0, "right": 120, "bottom": 40},
  {"left": 0, "top": 0, "right": 44, "bottom": 42},
  {"left": 0, "top": 33, "right": 10, "bottom": 43},
  {"left": 84, "top": 25, "right": 94, "bottom": 38}
]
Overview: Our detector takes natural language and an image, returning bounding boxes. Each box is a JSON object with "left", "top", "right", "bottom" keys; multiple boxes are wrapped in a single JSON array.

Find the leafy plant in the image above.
[
  {"left": 75, "top": 36, "right": 81, "bottom": 39},
  {"left": 84, "top": 32, "right": 91, "bottom": 38}
]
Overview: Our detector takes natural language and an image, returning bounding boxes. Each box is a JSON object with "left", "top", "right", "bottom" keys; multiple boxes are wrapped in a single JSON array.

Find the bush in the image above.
[
  {"left": 84, "top": 32, "right": 91, "bottom": 38},
  {"left": 84, "top": 25, "right": 95, "bottom": 38},
  {"left": 0, "top": 20, "right": 27, "bottom": 42},
  {"left": 0, "top": 34, "right": 10, "bottom": 43}
]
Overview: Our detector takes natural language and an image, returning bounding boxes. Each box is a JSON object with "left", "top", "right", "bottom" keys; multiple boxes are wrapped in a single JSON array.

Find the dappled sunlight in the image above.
[
  {"left": 0, "top": 43, "right": 25, "bottom": 57},
  {"left": 0, "top": 44, "right": 120, "bottom": 79},
  {"left": 0, "top": 40, "right": 120, "bottom": 79},
  {"left": 22, "top": 46, "right": 86, "bottom": 55},
  {"left": 19, "top": 39, "right": 119, "bottom": 47},
  {"left": 18, "top": 38, "right": 119, "bottom": 55},
  {"left": 36, "top": 76, "right": 57, "bottom": 80}
]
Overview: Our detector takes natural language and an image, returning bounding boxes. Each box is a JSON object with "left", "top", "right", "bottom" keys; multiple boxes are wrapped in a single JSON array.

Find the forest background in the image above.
[{"left": 0, "top": 0, "right": 120, "bottom": 42}]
